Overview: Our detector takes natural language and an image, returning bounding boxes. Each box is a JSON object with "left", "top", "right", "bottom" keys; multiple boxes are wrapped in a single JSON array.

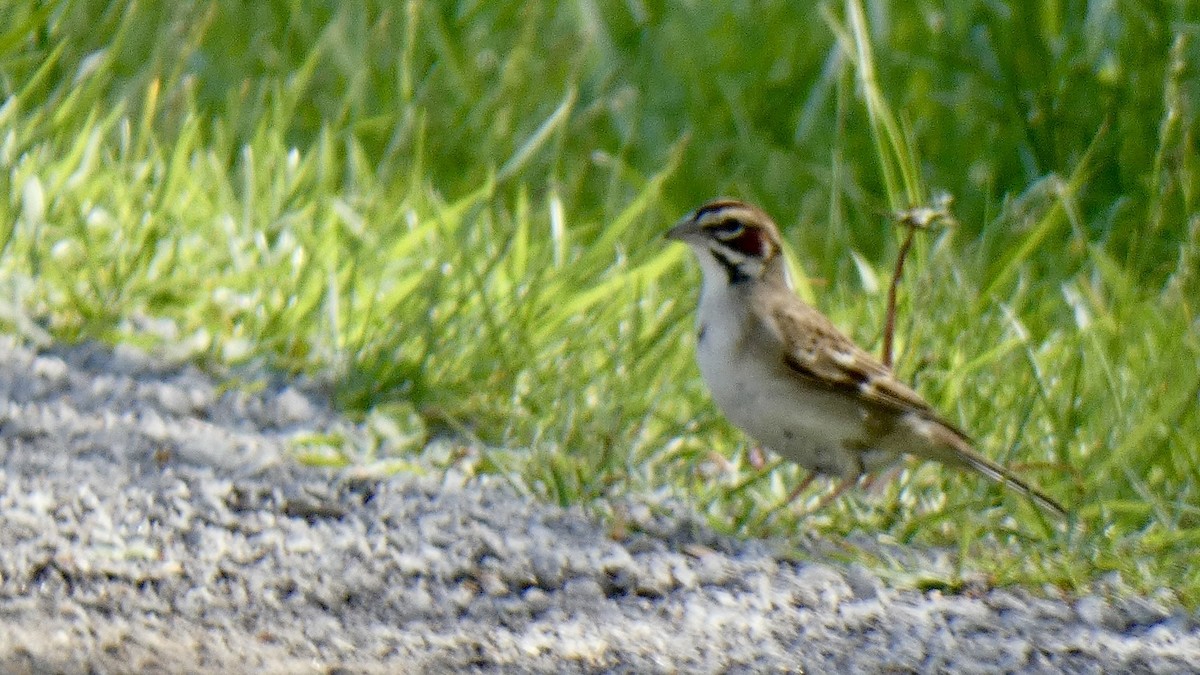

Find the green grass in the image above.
[{"left": 1, "top": 1, "right": 1198, "bottom": 603}]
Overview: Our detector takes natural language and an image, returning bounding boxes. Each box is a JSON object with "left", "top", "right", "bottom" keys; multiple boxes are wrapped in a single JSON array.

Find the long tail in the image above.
[{"left": 914, "top": 416, "right": 1068, "bottom": 519}]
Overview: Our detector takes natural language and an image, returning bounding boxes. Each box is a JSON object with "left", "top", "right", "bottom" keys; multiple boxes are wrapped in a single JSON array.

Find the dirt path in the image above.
[{"left": 1, "top": 338, "right": 1195, "bottom": 673}]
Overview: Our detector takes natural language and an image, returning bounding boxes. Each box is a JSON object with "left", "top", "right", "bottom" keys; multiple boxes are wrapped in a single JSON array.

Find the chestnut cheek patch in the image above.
[{"left": 725, "top": 228, "right": 771, "bottom": 258}]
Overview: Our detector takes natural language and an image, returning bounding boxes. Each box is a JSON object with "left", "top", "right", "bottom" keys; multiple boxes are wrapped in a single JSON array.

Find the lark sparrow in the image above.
[{"left": 667, "top": 198, "right": 1066, "bottom": 518}]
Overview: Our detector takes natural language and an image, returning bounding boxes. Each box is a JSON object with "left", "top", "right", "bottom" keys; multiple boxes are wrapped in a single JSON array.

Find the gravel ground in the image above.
[{"left": 1, "top": 337, "right": 1197, "bottom": 673}]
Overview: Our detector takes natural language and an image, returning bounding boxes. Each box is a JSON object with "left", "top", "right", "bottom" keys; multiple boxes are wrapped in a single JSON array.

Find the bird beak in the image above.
[{"left": 665, "top": 218, "right": 700, "bottom": 242}]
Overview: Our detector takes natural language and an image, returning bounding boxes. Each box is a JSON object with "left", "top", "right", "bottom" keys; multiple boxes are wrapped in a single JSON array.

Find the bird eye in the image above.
[{"left": 707, "top": 218, "right": 745, "bottom": 240}]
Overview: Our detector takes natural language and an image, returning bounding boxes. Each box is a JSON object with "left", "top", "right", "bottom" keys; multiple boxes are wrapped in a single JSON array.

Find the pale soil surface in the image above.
[{"left": 1, "top": 337, "right": 1196, "bottom": 673}]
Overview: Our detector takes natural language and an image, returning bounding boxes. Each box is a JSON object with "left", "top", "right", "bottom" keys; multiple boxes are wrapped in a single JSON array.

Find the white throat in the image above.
[{"left": 692, "top": 245, "right": 754, "bottom": 372}]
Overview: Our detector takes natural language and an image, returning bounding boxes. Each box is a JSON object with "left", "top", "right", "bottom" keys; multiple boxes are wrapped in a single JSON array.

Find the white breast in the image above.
[{"left": 693, "top": 278, "right": 881, "bottom": 478}]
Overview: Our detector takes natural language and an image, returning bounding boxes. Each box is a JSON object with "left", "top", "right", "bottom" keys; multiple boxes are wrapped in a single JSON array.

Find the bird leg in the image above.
[
  {"left": 860, "top": 465, "right": 903, "bottom": 495},
  {"left": 746, "top": 445, "right": 768, "bottom": 470},
  {"left": 800, "top": 475, "right": 860, "bottom": 515},
  {"left": 784, "top": 472, "right": 819, "bottom": 505}
]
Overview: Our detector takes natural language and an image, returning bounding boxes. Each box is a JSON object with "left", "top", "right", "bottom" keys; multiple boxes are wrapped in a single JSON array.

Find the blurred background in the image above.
[{"left": 1, "top": 1, "right": 1198, "bottom": 598}]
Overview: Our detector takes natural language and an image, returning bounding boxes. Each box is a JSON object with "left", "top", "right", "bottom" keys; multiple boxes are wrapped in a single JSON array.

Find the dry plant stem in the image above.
[{"left": 882, "top": 226, "right": 918, "bottom": 369}]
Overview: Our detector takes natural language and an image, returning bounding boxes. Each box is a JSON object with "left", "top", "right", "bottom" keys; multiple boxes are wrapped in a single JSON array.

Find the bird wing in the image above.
[
  {"left": 754, "top": 289, "right": 936, "bottom": 417},
  {"left": 750, "top": 285, "right": 1068, "bottom": 518}
]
